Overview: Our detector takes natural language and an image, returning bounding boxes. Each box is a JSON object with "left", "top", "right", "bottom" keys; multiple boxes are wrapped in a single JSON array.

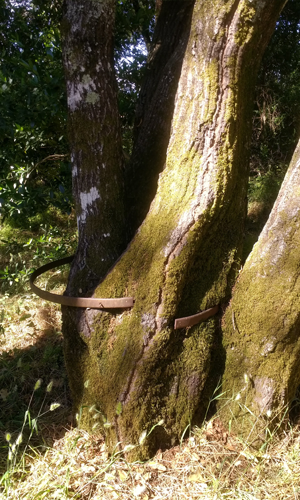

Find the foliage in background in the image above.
[
  {"left": 115, "top": 0, "right": 155, "bottom": 156},
  {"left": 245, "top": 0, "right": 300, "bottom": 258},
  {"left": 0, "top": 0, "right": 156, "bottom": 224},
  {"left": 2, "top": 0, "right": 299, "bottom": 227},
  {"left": 251, "top": 0, "right": 300, "bottom": 177},
  {"left": 0, "top": 0, "right": 71, "bottom": 223},
  {"left": 0, "top": 214, "right": 77, "bottom": 294}
]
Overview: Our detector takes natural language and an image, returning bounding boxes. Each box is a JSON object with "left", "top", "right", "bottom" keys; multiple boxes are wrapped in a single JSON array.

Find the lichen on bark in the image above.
[{"left": 61, "top": 0, "right": 126, "bottom": 296}]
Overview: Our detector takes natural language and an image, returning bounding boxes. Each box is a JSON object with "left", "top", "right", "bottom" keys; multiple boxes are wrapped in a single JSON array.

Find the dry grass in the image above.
[
  {"left": 2, "top": 415, "right": 300, "bottom": 499},
  {"left": 0, "top": 293, "right": 62, "bottom": 354}
]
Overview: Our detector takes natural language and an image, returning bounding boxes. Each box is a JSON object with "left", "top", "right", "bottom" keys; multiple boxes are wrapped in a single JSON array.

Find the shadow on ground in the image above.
[{"left": 0, "top": 327, "right": 72, "bottom": 474}]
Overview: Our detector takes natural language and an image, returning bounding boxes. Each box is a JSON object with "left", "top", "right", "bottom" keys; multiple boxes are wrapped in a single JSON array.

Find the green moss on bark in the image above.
[{"left": 220, "top": 140, "right": 300, "bottom": 440}]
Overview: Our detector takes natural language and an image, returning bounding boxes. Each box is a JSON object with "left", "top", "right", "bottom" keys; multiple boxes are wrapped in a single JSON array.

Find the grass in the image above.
[
  {"left": 2, "top": 413, "right": 300, "bottom": 499},
  {"left": 0, "top": 211, "right": 76, "bottom": 496},
  {"left": 1, "top": 202, "right": 300, "bottom": 499}
]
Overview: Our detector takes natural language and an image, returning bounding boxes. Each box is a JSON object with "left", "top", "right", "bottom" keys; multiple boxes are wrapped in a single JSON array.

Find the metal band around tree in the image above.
[
  {"left": 29, "top": 255, "right": 135, "bottom": 309},
  {"left": 174, "top": 305, "right": 219, "bottom": 329}
]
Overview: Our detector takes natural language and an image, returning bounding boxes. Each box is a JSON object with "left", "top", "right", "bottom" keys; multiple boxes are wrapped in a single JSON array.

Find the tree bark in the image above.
[
  {"left": 220, "top": 137, "right": 300, "bottom": 443},
  {"left": 61, "top": 0, "right": 127, "bottom": 296},
  {"left": 61, "top": 0, "right": 287, "bottom": 459},
  {"left": 125, "top": 0, "right": 195, "bottom": 235},
  {"left": 61, "top": 0, "right": 127, "bottom": 411}
]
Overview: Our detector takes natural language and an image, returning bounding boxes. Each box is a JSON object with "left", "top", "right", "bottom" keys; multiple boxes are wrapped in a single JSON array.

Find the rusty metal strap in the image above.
[
  {"left": 174, "top": 305, "right": 219, "bottom": 329},
  {"left": 29, "top": 255, "right": 134, "bottom": 309}
]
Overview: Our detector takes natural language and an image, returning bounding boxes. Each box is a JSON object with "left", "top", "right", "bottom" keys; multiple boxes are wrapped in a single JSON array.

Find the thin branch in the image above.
[{"left": 26, "top": 154, "right": 69, "bottom": 182}]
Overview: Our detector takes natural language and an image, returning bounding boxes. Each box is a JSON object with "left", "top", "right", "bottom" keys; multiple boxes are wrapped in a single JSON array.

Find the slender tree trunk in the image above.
[
  {"left": 61, "top": 0, "right": 287, "bottom": 459},
  {"left": 220, "top": 137, "right": 300, "bottom": 442},
  {"left": 61, "top": 0, "right": 127, "bottom": 409},
  {"left": 61, "top": 0, "right": 126, "bottom": 296}
]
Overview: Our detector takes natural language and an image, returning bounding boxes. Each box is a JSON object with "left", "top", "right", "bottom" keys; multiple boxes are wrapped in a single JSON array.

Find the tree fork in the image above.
[{"left": 61, "top": 0, "right": 287, "bottom": 459}]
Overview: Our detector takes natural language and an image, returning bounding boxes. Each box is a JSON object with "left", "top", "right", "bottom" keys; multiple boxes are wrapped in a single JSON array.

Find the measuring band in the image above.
[
  {"left": 29, "top": 255, "right": 134, "bottom": 309},
  {"left": 174, "top": 305, "right": 219, "bottom": 329},
  {"left": 30, "top": 255, "right": 218, "bottom": 322}
]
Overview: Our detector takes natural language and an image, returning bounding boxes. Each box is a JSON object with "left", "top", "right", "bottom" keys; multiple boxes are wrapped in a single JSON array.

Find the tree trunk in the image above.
[
  {"left": 61, "top": 0, "right": 287, "bottom": 459},
  {"left": 220, "top": 137, "right": 300, "bottom": 443},
  {"left": 125, "top": 0, "right": 195, "bottom": 235},
  {"left": 60, "top": 0, "right": 127, "bottom": 412},
  {"left": 61, "top": 0, "right": 127, "bottom": 296}
]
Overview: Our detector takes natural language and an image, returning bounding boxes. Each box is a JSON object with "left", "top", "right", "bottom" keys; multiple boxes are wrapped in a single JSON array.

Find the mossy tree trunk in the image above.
[
  {"left": 220, "top": 138, "right": 300, "bottom": 443},
  {"left": 61, "top": 0, "right": 287, "bottom": 459},
  {"left": 125, "top": 0, "right": 195, "bottom": 235}
]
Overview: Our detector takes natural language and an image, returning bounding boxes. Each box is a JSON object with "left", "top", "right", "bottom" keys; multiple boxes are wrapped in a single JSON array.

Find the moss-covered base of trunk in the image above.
[
  {"left": 63, "top": 314, "right": 226, "bottom": 460},
  {"left": 62, "top": 194, "right": 244, "bottom": 459}
]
